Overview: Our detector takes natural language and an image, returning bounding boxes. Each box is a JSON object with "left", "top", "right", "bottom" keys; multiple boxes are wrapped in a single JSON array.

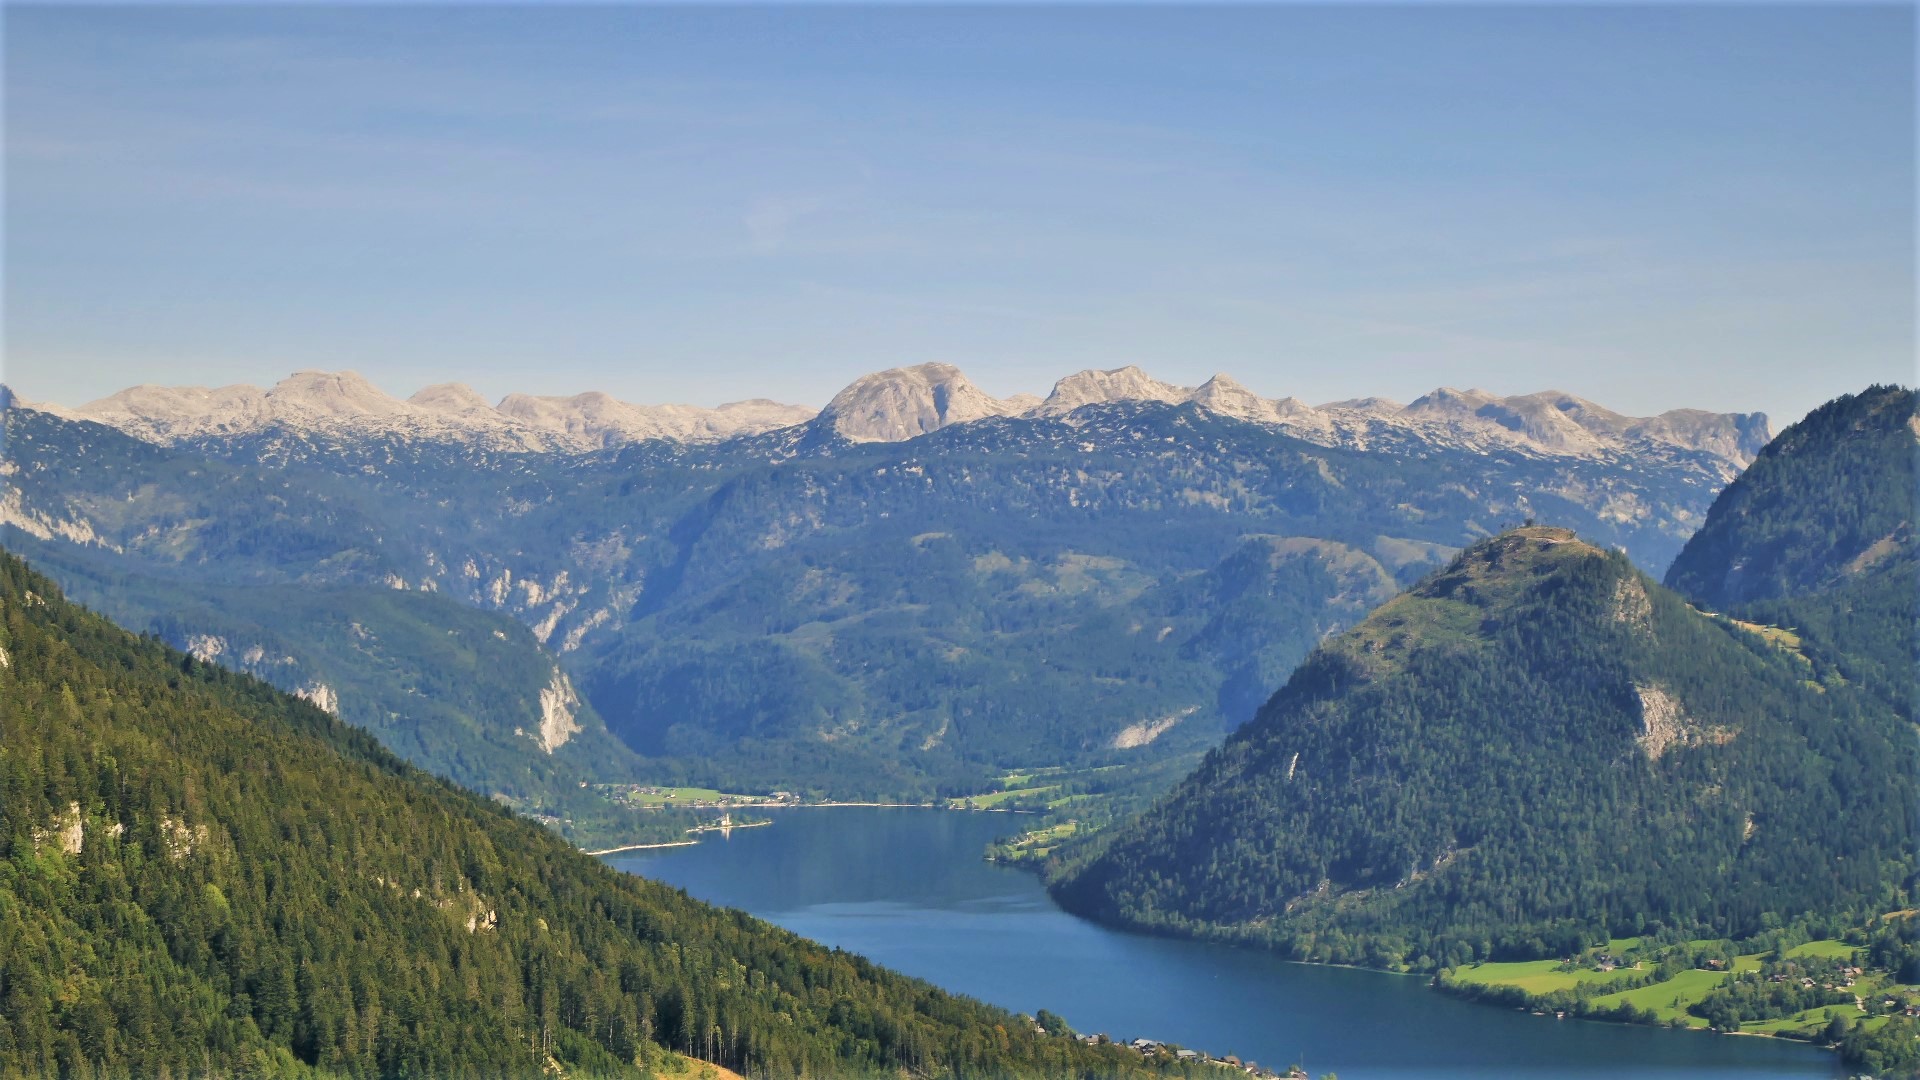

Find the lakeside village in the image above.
[
  {"left": 1041, "top": 1023, "right": 1309, "bottom": 1080},
  {"left": 1100, "top": 1036, "right": 1310, "bottom": 1080},
  {"left": 609, "top": 785, "right": 805, "bottom": 809}
]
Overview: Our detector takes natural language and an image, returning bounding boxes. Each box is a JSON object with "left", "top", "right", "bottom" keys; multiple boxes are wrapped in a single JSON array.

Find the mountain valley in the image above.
[
  {"left": 0, "top": 551, "right": 1236, "bottom": 1079},
  {"left": 2, "top": 365, "right": 1772, "bottom": 813},
  {"left": 3, "top": 375, "right": 1909, "bottom": 1077}
]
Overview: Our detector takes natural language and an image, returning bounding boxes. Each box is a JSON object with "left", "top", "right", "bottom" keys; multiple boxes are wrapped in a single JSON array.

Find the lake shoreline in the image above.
[
  {"left": 1052, "top": 882, "right": 1850, "bottom": 1069},
  {"left": 603, "top": 804, "right": 1849, "bottom": 1069},
  {"left": 583, "top": 803, "right": 1009, "bottom": 854},
  {"left": 603, "top": 805, "right": 1833, "bottom": 1078},
  {"left": 584, "top": 839, "right": 697, "bottom": 855},
  {"left": 687, "top": 819, "right": 775, "bottom": 834}
]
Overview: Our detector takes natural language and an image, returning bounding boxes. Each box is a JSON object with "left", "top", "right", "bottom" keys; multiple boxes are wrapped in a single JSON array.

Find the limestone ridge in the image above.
[
  {"left": 494, "top": 391, "right": 813, "bottom": 447},
  {"left": 1028, "top": 368, "right": 1768, "bottom": 469},
  {"left": 1399, "top": 387, "right": 1773, "bottom": 463},
  {"left": 44, "top": 362, "right": 1768, "bottom": 469},
  {"left": 74, "top": 370, "right": 813, "bottom": 451},
  {"left": 1033, "top": 366, "right": 1192, "bottom": 414}
]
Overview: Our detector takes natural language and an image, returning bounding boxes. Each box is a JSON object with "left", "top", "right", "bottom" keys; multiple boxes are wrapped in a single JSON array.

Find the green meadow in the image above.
[
  {"left": 1447, "top": 938, "right": 1913, "bottom": 1040},
  {"left": 1587, "top": 969, "right": 1730, "bottom": 1026},
  {"left": 1447, "top": 959, "right": 1639, "bottom": 996}
]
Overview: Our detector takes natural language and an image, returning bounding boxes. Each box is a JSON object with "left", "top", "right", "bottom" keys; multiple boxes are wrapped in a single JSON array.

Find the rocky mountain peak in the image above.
[
  {"left": 266, "top": 370, "right": 406, "bottom": 418},
  {"left": 1190, "top": 373, "right": 1283, "bottom": 423},
  {"left": 1050, "top": 501, "right": 1908, "bottom": 967},
  {"left": 1036, "top": 366, "right": 1190, "bottom": 416},
  {"left": 1403, "top": 386, "right": 1501, "bottom": 418},
  {"left": 78, "top": 381, "right": 275, "bottom": 441},
  {"left": 1395, "top": 387, "right": 1767, "bottom": 463},
  {"left": 1318, "top": 396, "right": 1405, "bottom": 416},
  {"left": 1441, "top": 525, "right": 1590, "bottom": 578},
  {"left": 816, "top": 362, "right": 1019, "bottom": 443},
  {"left": 408, "top": 383, "right": 496, "bottom": 416}
]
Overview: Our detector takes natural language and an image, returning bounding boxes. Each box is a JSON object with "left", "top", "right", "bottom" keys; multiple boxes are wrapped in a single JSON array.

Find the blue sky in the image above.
[{"left": 5, "top": 4, "right": 1913, "bottom": 426}]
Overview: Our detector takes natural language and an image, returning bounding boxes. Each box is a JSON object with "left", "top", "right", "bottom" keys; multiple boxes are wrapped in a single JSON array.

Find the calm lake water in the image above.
[{"left": 607, "top": 808, "right": 1837, "bottom": 1079}]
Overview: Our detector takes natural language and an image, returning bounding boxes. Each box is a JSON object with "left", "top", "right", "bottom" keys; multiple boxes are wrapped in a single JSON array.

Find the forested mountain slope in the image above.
[
  {"left": 1667, "top": 385, "right": 1915, "bottom": 607},
  {"left": 1665, "top": 384, "right": 1917, "bottom": 714},
  {"left": 0, "top": 549, "right": 1207, "bottom": 1078},
  {"left": 7, "top": 534, "right": 647, "bottom": 809},
  {"left": 1050, "top": 527, "right": 1916, "bottom": 971}
]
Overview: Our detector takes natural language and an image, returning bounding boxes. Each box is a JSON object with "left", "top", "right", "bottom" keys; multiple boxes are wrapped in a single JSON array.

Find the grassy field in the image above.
[
  {"left": 947, "top": 765, "right": 1090, "bottom": 809},
  {"left": 1728, "top": 618, "right": 1805, "bottom": 654},
  {"left": 1450, "top": 937, "right": 1897, "bottom": 1040},
  {"left": 1448, "top": 959, "right": 1640, "bottom": 996},
  {"left": 1588, "top": 969, "right": 1731, "bottom": 1026},
  {"left": 1740, "top": 1005, "right": 1862, "bottom": 1036},
  {"left": 948, "top": 784, "right": 1059, "bottom": 809},
  {"left": 1447, "top": 939, "right": 1648, "bottom": 994},
  {"left": 1710, "top": 612, "right": 1810, "bottom": 662},
  {"left": 1787, "top": 939, "right": 1861, "bottom": 960}
]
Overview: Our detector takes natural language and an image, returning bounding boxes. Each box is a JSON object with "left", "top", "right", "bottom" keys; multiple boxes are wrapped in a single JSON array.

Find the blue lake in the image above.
[{"left": 608, "top": 807, "right": 1837, "bottom": 1079}]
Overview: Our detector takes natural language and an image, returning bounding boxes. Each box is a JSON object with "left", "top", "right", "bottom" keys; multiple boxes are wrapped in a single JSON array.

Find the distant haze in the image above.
[{"left": 5, "top": 5, "right": 1912, "bottom": 427}]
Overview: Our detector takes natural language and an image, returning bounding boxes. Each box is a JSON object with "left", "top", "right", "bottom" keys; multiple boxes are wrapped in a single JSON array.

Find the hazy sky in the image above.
[{"left": 5, "top": 4, "right": 1913, "bottom": 426}]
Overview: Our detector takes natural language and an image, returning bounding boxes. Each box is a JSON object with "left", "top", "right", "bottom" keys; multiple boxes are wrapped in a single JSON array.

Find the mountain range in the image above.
[
  {"left": 2, "top": 375, "right": 1908, "bottom": 1077},
  {"left": 0, "top": 365, "right": 1779, "bottom": 814},
  {"left": 40, "top": 362, "right": 1770, "bottom": 468}
]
